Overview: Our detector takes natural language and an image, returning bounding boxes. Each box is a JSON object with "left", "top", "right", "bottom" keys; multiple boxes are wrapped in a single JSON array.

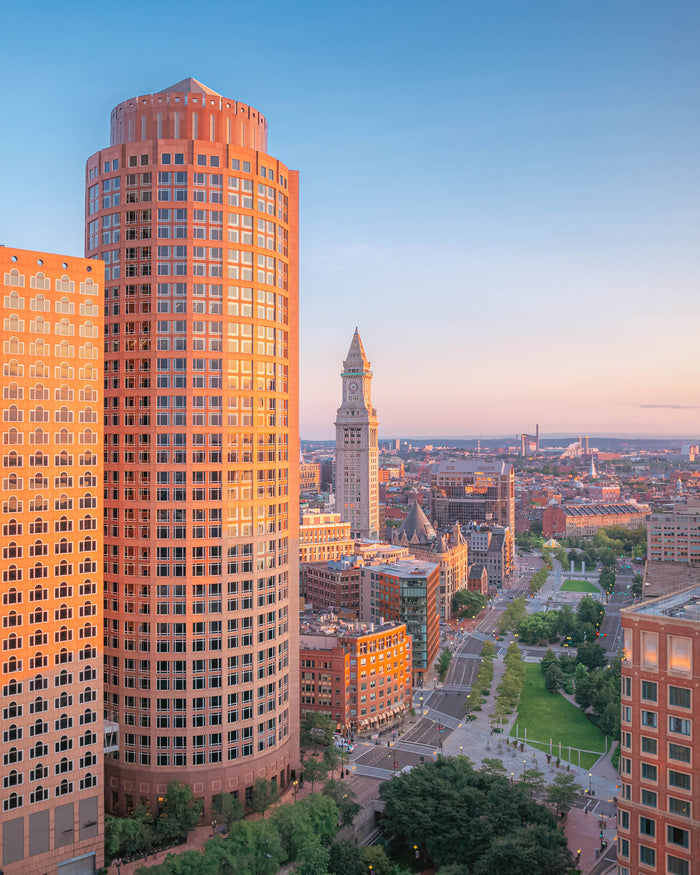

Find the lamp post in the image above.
[
  {"left": 293, "top": 780, "right": 298, "bottom": 803},
  {"left": 510, "top": 772, "right": 514, "bottom": 785},
  {"left": 522, "top": 759, "right": 527, "bottom": 776},
  {"left": 414, "top": 845, "right": 419, "bottom": 860},
  {"left": 588, "top": 773, "right": 592, "bottom": 794},
  {"left": 459, "top": 745, "right": 463, "bottom": 757}
]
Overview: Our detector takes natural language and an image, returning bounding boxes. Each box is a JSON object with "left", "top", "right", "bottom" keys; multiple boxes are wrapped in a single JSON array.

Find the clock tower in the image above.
[{"left": 335, "top": 329, "right": 379, "bottom": 539}]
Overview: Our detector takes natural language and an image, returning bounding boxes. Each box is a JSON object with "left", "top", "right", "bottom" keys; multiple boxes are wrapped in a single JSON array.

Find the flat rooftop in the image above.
[{"left": 625, "top": 585, "right": 700, "bottom": 621}]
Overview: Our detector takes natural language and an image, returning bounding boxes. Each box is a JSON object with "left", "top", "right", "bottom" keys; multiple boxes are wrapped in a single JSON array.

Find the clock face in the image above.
[{"left": 348, "top": 381, "right": 358, "bottom": 392}]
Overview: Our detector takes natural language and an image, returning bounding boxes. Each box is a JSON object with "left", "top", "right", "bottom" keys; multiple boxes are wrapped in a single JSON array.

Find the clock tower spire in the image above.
[{"left": 335, "top": 329, "right": 379, "bottom": 540}]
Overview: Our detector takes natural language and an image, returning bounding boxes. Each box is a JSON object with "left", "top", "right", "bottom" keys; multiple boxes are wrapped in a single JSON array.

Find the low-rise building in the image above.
[
  {"left": 543, "top": 502, "right": 649, "bottom": 539},
  {"left": 390, "top": 502, "right": 469, "bottom": 620},
  {"left": 360, "top": 559, "right": 440, "bottom": 686},
  {"left": 302, "top": 557, "right": 362, "bottom": 614},
  {"left": 300, "top": 462, "right": 321, "bottom": 493},
  {"left": 299, "top": 617, "right": 412, "bottom": 734},
  {"left": 299, "top": 511, "right": 354, "bottom": 563},
  {"left": 467, "top": 524, "right": 511, "bottom": 588}
]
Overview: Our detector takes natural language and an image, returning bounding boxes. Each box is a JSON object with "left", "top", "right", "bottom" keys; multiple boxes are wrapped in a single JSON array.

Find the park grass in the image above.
[
  {"left": 510, "top": 664, "right": 607, "bottom": 769},
  {"left": 560, "top": 579, "right": 600, "bottom": 593}
]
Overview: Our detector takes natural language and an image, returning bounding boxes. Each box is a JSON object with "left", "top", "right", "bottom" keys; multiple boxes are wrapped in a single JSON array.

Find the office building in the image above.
[
  {"left": 618, "top": 589, "right": 698, "bottom": 875},
  {"left": 648, "top": 501, "right": 700, "bottom": 565},
  {"left": 392, "top": 502, "right": 469, "bottom": 620},
  {"left": 360, "top": 559, "right": 439, "bottom": 685},
  {"left": 86, "top": 78, "right": 299, "bottom": 816},
  {"left": 1, "top": 248, "right": 104, "bottom": 874},
  {"left": 299, "top": 511, "right": 353, "bottom": 564},
  {"left": 467, "top": 524, "right": 510, "bottom": 589},
  {"left": 302, "top": 557, "right": 362, "bottom": 614},
  {"left": 300, "top": 618, "right": 412, "bottom": 734},
  {"left": 430, "top": 460, "right": 514, "bottom": 581},
  {"left": 334, "top": 330, "right": 379, "bottom": 540}
]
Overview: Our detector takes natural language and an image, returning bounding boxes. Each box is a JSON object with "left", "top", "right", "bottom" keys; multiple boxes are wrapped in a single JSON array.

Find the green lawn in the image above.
[
  {"left": 510, "top": 664, "right": 607, "bottom": 769},
  {"left": 560, "top": 579, "right": 600, "bottom": 593}
]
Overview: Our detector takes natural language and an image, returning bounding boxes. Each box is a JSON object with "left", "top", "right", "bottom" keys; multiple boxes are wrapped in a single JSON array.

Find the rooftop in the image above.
[
  {"left": 624, "top": 585, "right": 700, "bottom": 621},
  {"left": 558, "top": 503, "right": 648, "bottom": 517}
]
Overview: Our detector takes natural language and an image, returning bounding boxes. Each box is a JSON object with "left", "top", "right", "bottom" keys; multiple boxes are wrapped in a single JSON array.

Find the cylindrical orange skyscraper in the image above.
[{"left": 85, "top": 78, "right": 299, "bottom": 816}]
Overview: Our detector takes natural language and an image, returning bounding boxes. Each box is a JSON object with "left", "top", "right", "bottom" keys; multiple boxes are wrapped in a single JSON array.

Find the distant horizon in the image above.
[{"left": 301, "top": 432, "right": 699, "bottom": 443}]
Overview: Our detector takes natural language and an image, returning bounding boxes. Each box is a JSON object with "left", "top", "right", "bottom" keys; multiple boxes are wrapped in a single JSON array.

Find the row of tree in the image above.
[
  {"left": 466, "top": 640, "right": 496, "bottom": 714},
  {"left": 437, "top": 647, "right": 453, "bottom": 681},
  {"left": 528, "top": 567, "right": 548, "bottom": 596},
  {"left": 491, "top": 642, "right": 525, "bottom": 729}
]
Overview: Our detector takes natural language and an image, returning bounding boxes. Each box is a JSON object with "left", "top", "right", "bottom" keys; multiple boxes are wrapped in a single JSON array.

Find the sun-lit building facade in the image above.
[
  {"left": 1, "top": 248, "right": 104, "bottom": 874},
  {"left": 618, "top": 589, "right": 699, "bottom": 875},
  {"left": 85, "top": 78, "right": 299, "bottom": 816}
]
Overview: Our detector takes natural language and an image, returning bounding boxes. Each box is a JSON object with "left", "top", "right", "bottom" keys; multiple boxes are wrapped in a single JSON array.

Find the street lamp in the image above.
[
  {"left": 293, "top": 780, "right": 298, "bottom": 803},
  {"left": 459, "top": 745, "right": 463, "bottom": 757},
  {"left": 510, "top": 772, "right": 514, "bottom": 785},
  {"left": 588, "top": 773, "right": 592, "bottom": 794},
  {"left": 522, "top": 759, "right": 527, "bottom": 776}
]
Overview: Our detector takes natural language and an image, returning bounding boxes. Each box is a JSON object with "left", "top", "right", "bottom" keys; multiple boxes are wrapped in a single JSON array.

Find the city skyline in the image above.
[{"left": 2, "top": 1, "right": 700, "bottom": 437}]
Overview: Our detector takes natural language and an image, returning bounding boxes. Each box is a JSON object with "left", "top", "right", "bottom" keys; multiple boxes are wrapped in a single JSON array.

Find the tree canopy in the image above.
[{"left": 379, "top": 757, "right": 572, "bottom": 874}]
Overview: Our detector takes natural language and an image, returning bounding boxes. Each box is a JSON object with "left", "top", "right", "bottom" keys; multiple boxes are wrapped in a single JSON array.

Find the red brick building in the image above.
[
  {"left": 543, "top": 503, "right": 649, "bottom": 539},
  {"left": 302, "top": 557, "right": 362, "bottom": 614},
  {"left": 299, "top": 620, "right": 412, "bottom": 733},
  {"left": 618, "top": 589, "right": 699, "bottom": 875}
]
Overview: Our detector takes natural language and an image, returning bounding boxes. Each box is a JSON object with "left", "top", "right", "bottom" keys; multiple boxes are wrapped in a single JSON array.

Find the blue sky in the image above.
[{"left": 2, "top": 0, "right": 700, "bottom": 439}]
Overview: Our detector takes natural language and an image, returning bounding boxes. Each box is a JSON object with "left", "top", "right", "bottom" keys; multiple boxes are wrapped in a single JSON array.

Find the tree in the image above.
[
  {"left": 322, "top": 745, "right": 341, "bottom": 780},
  {"left": 301, "top": 713, "right": 335, "bottom": 752},
  {"left": 546, "top": 773, "right": 578, "bottom": 817},
  {"left": 294, "top": 841, "right": 330, "bottom": 875},
  {"left": 471, "top": 824, "right": 572, "bottom": 875},
  {"left": 437, "top": 648, "right": 453, "bottom": 681},
  {"left": 105, "top": 805, "right": 153, "bottom": 862},
  {"left": 539, "top": 650, "right": 558, "bottom": 676},
  {"left": 322, "top": 779, "right": 361, "bottom": 826},
  {"left": 631, "top": 574, "right": 643, "bottom": 597},
  {"left": 380, "top": 757, "right": 568, "bottom": 872},
  {"left": 223, "top": 819, "right": 285, "bottom": 875},
  {"left": 328, "top": 839, "right": 366, "bottom": 875},
  {"left": 520, "top": 769, "right": 545, "bottom": 799},
  {"left": 480, "top": 758, "right": 506, "bottom": 776},
  {"left": 576, "top": 641, "right": 606, "bottom": 671},
  {"left": 544, "top": 662, "right": 563, "bottom": 694},
  {"left": 302, "top": 758, "right": 328, "bottom": 792},
  {"left": 271, "top": 804, "right": 315, "bottom": 862},
  {"left": 361, "top": 845, "right": 394, "bottom": 875},
  {"left": 156, "top": 781, "right": 203, "bottom": 844},
  {"left": 250, "top": 778, "right": 281, "bottom": 818},
  {"left": 452, "top": 589, "right": 486, "bottom": 618},
  {"left": 212, "top": 792, "right": 244, "bottom": 831},
  {"left": 498, "top": 597, "right": 527, "bottom": 634}
]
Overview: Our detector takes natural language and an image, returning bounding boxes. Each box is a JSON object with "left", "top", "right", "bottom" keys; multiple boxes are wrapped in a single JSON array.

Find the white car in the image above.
[{"left": 334, "top": 738, "right": 355, "bottom": 752}]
